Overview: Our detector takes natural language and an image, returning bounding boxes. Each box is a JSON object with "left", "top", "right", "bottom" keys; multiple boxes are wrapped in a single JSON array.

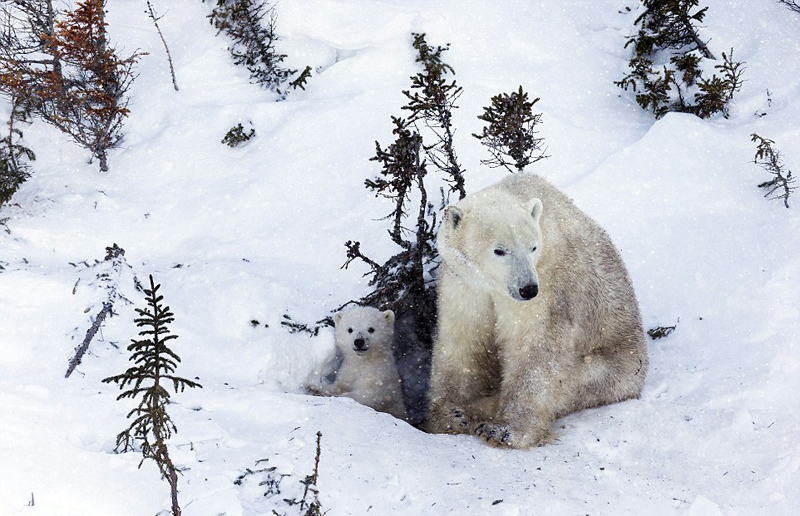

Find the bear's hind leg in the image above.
[{"left": 571, "top": 337, "right": 647, "bottom": 413}]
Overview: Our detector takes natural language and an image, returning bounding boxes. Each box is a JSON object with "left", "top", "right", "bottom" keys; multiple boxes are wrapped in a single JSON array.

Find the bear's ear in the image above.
[
  {"left": 333, "top": 312, "right": 343, "bottom": 325},
  {"left": 443, "top": 205, "right": 463, "bottom": 230},
  {"left": 524, "top": 198, "right": 543, "bottom": 225},
  {"left": 382, "top": 309, "right": 395, "bottom": 326}
]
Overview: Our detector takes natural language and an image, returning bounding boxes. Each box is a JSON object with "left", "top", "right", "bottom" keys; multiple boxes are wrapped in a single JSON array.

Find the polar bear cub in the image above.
[
  {"left": 426, "top": 173, "right": 648, "bottom": 448},
  {"left": 309, "top": 306, "right": 408, "bottom": 421}
]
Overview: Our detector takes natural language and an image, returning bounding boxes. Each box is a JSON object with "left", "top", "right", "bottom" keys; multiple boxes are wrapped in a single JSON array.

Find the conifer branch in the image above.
[{"left": 778, "top": 1, "right": 800, "bottom": 14}]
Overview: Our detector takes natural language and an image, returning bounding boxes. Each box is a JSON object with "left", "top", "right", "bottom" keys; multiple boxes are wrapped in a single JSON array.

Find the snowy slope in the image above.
[{"left": 1, "top": 0, "right": 799, "bottom": 515}]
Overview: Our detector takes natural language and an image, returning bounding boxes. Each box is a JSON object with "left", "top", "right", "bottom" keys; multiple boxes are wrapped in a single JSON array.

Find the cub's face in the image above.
[
  {"left": 333, "top": 307, "right": 395, "bottom": 356},
  {"left": 439, "top": 193, "right": 543, "bottom": 302}
]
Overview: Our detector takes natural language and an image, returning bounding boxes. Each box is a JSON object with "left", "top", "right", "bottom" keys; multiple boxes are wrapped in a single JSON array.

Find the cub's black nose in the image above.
[
  {"left": 519, "top": 284, "right": 538, "bottom": 300},
  {"left": 354, "top": 338, "right": 366, "bottom": 350}
]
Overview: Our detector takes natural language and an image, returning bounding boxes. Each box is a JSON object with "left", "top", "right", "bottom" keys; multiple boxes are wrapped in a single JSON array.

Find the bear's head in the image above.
[
  {"left": 439, "top": 190, "right": 543, "bottom": 302},
  {"left": 333, "top": 306, "right": 395, "bottom": 356}
]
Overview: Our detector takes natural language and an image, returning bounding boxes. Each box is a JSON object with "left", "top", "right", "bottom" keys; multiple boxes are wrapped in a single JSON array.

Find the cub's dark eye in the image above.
[
  {"left": 368, "top": 328, "right": 375, "bottom": 333},
  {"left": 494, "top": 249, "right": 506, "bottom": 256},
  {"left": 531, "top": 246, "right": 538, "bottom": 252},
  {"left": 347, "top": 328, "right": 353, "bottom": 333}
]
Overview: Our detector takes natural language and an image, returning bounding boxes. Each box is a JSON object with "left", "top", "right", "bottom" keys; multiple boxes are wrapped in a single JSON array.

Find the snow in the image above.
[{"left": 1, "top": 0, "right": 799, "bottom": 514}]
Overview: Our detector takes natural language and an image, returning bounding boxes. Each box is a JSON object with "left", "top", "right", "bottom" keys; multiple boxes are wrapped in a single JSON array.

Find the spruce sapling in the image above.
[
  {"left": 473, "top": 86, "right": 547, "bottom": 173},
  {"left": 103, "top": 275, "right": 201, "bottom": 516}
]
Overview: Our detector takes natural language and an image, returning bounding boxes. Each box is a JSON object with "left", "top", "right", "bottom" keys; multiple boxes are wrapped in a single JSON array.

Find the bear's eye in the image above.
[
  {"left": 531, "top": 246, "right": 538, "bottom": 253},
  {"left": 347, "top": 328, "right": 353, "bottom": 333},
  {"left": 494, "top": 248, "right": 506, "bottom": 256},
  {"left": 368, "top": 327, "right": 375, "bottom": 333}
]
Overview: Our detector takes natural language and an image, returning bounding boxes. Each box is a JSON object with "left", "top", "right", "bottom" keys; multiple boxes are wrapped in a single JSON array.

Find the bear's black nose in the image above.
[
  {"left": 354, "top": 338, "right": 366, "bottom": 350},
  {"left": 519, "top": 284, "right": 538, "bottom": 300}
]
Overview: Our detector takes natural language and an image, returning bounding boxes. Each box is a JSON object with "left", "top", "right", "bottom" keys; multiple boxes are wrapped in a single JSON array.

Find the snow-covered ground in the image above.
[{"left": 2, "top": 0, "right": 799, "bottom": 514}]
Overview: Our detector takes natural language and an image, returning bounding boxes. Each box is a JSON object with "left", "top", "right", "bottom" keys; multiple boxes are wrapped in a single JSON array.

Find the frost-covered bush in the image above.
[
  {"left": 205, "top": 0, "right": 311, "bottom": 97},
  {"left": 615, "top": 0, "right": 744, "bottom": 119}
]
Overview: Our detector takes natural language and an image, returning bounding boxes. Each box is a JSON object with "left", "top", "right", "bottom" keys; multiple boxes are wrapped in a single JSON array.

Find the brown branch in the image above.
[{"left": 146, "top": 1, "right": 178, "bottom": 91}]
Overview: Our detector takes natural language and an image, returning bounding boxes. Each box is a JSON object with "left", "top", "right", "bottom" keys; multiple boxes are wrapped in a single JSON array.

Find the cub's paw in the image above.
[
  {"left": 443, "top": 407, "right": 471, "bottom": 434},
  {"left": 426, "top": 406, "right": 471, "bottom": 435}
]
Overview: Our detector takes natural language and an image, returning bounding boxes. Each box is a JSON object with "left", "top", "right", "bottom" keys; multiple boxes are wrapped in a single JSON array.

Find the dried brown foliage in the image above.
[{"left": 0, "top": 0, "right": 143, "bottom": 171}]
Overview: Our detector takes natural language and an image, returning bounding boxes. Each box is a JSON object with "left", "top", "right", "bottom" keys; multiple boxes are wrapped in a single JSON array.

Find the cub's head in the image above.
[
  {"left": 438, "top": 190, "right": 543, "bottom": 302},
  {"left": 333, "top": 306, "right": 395, "bottom": 356}
]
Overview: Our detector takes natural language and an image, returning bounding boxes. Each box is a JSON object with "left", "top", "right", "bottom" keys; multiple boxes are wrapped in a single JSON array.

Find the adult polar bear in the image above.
[{"left": 426, "top": 173, "right": 648, "bottom": 448}]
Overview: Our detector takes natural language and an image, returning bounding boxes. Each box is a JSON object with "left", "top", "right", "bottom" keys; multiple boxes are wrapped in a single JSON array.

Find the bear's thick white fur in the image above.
[
  {"left": 309, "top": 307, "right": 408, "bottom": 421},
  {"left": 426, "top": 173, "right": 648, "bottom": 448}
]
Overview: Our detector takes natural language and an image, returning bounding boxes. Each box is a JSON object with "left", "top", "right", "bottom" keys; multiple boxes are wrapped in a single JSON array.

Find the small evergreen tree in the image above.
[
  {"left": 205, "top": 0, "right": 311, "bottom": 97},
  {"left": 103, "top": 275, "right": 201, "bottom": 516},
  {"left": 615, "top": 0, "right": 744, "bottom": 119},
  {"left": 1, "top": 96, "right": 35, "bottom": 207},
  {"left": 751, "top": 133, "right": 795, "bottom": 208},
  {"left": 473, "top": 86, "right": 547, "bottom": 173}
]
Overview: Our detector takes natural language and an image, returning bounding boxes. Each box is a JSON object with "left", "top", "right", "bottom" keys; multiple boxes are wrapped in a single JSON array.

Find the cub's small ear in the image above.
[
  {"left": 443, "top": 205, "right": 463, "bottom": 230},
  {"left": 524, "top": 198, "right": 543, "bottom": 225},
  {"left": 382, "top": 309, "right": 395, "bottom": 326},
  {"left": 333, "top": 312, "right": 343, "bottom": 325}
]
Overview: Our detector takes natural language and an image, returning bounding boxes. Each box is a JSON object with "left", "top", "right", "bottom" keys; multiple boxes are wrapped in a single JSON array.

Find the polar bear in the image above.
[
  {"left": 308, "top": 306, "right": 408, "bottom": 421},
  {"left": 426, "top": 173, "right": 647, "bottom": 448}
]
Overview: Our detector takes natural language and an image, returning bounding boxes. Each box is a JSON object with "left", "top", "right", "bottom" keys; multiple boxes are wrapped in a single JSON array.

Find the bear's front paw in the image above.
[
  {"left": 474, "top": 422, "right": 549, "bottom": 449},
  {"left": 475, "top": 422, "right": 513, "bottom": 446}
]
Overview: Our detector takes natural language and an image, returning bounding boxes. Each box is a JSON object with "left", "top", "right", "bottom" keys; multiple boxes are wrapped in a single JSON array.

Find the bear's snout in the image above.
[
  {"left": 519, "top": 283, "right": 538, "bottom": 300},
  {"left": 353, "top": 337, "right": 368, "bottom": 352}
]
